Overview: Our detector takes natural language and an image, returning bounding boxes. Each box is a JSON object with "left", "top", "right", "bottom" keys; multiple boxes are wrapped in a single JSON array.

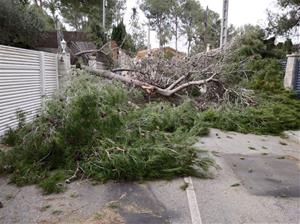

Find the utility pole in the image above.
[
  {"left": 102, "top": 0, "right": 106, "bottom": 30},
  {"left": 147, "top": 18, "right": 151, "bottom": 50},
  {"left": 204, "top": 6, "right": 208, "bottom": 50},
  {"left": 220, "top": 0, "right": 229, "bottom": 48}
]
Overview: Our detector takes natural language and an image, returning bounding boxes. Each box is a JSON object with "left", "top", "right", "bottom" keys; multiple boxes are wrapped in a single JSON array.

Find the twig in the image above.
[
  {"left": 36, "top": 151, "right": 51, "bottom": 164},
  {"left": 75, "top": 42, "right": 109, "bottom": 56},
  {"left": 167, "top": 75, "right": 186, "bottom": 90},
  {"left": 111, "top": 68, "right": 148, "bottom": 76},
  {"left": 65, "top": 162, "right": 84, "bottom": 184}
]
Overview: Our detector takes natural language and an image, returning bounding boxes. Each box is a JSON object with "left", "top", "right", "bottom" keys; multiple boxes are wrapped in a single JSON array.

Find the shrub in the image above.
[
  {"left": 246, "top": 58, "right": 284, "bottom": 92},
  {"left": 200, "top": 91, "right": 300, "bottom": 135}
]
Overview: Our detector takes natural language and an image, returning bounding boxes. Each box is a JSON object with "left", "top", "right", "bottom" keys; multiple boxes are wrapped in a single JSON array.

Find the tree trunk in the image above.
[
  {"left": 158, "top": 19, "right": 163, "bottom": 49},
  {"left": 38, "top": 0, "right": 42, "bottom": 7},
  {"left": 83, "top": 67, "right": 216, "bottom": 97},
  {"left": 33, "top": 0, "right": 39, "bottom": 6},
  {"left": 175, "top": 16, "right": 178, "bottom": 51},
  {"left": 158, "top": 16, "right": 166, "bottom": 49}
]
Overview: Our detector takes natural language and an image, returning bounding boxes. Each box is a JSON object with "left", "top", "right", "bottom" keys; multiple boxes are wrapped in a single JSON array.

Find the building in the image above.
[{"left": 136, "top": 47, "right": 186, "bottom": 60}]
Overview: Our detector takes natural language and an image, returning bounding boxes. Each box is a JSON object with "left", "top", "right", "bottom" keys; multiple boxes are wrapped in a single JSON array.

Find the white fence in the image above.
[{"left": 0, "top": 45, "right": 59, "bottom": 136}]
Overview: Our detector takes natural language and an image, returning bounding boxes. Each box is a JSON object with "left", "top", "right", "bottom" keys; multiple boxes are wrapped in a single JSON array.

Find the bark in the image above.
[
  {"left": 175, "top": 16, "right": 178, "bottom": 51},
  {"left": 187, "top": 40, "right": 191, "bottom": 56},
  {"left": 84, "top": 67, "right": 216, "bottom": 97},
  {"left": 75, "top": 43, "right": 109, "bottom": 56},
  {"left": 158, "top": 18, "right": 163, "bottom": 49},
  {"left": 111, "top": 68, "right": 148, "bottom": 76}
]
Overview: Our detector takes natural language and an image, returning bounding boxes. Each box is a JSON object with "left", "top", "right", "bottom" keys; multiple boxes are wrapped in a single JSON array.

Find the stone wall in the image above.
[{"left": 284, "top": 54, "right": 299, "bottom": 89}]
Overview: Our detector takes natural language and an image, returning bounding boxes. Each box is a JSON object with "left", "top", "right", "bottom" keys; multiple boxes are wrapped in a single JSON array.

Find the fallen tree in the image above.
[
  {"left": 0, "top": 75, "right": 216, "bottom": 193},
  {"left": 84, "top": 66, "right": 217, "bottom": 97},
  {"left": 1, "top": 26, "right": 300, "bottom": 195},
  {"left": 82, "top": 40, "right": 256, "bottom": 107}
]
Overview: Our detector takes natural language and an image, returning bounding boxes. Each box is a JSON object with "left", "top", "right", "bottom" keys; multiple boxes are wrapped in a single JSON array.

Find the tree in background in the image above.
[
  {"left": 232, "top": 25, "right": 291, "bottom": 59},
  {"left": 18, "top": 0, "right": 30, "bottom": 5},
  {"left": 267, "top": 0, "right": 300, "bottom": 36},
  {"left": 276, "top": 38, "right": 296, "bottom": 54},
  {"left": 170, "top": 0, "right": 184, "bottom": 51},
  {"left": 86, "top": 18, "right": 108, "bottom": 48},
  {"left": 129, "top": 7, "right": 146, "bottom": 51},
  {"left": 0, "top": 0, "right": 47, "bottom": 48},
  {"left": 39, "top": 0, "right": 61, "bottom": 29},
  {"left": 114, "top": 0, "right": 127, "bottom": 25},
  {"left": 32, "top": 0, "right": 43, "bottom": 7},
  {"left": 140, "top": 0, "right": 174, "bottom": 48},
  {"left": 58, "top": 0, "right": 126, "bottom": 31},
  {"left": 138, "top": 0, "right": 227, "bottom": 54},
  {"left": 111, "top": 21, "right": 136, "bottom": 53},
  {"left": 60, "top": 0, "right": 86, "bottom": 31},
  {"left": 37, "top": 0, "right": 126, "bottom": 48},
  {"left": 112, "top": 21, "right": 127, "bottom": 46},
  {"left": 190, "top": 7, "right": 222, "bottom": 54},
  {"left": 180, "top": 0, "right": 204, "bottom": 55}
]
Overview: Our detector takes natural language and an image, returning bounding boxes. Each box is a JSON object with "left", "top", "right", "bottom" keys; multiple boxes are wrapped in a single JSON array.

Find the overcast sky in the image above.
[{"left": 123, "top": 0, "right": 280, "bottom": 52}]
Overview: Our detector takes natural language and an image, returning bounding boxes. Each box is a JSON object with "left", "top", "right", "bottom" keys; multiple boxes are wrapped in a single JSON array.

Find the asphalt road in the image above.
[{"left": 0, "top": 129, "right": 299, "bottom": 224}]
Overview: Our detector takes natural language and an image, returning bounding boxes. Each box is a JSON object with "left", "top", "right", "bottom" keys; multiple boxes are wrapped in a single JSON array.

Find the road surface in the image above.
[{"left": 0, "top": 129, "right": 299, "bottom": 224}]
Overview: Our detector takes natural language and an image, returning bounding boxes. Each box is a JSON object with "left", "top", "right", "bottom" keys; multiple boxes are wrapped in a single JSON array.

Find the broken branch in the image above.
[
  {"left": 84, "top": 66, "right": 216, "bottom": 97},
  {"left": 111, "top": 68, "right": 148, "bottom": 76},
  {"left": 75, "top": 42, "right": 109, "bottom": 56}
]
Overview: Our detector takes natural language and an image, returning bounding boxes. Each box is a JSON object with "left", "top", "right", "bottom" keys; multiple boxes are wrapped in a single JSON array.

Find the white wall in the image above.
[{"left": 0, "top": 45, "right": 59, "bottom": 136}]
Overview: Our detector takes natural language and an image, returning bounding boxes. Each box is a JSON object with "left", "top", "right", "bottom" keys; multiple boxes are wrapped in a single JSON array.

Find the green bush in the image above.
[
  {"left": 246, "top": 58, "right": 284, "bottom": 92},
  {"left": 199, "top": 92, "right": 300, "bottom": 135}
]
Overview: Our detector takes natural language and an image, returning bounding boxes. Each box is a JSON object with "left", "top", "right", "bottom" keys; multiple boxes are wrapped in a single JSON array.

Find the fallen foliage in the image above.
[
  {"left": 199, "top": 91, "right": 300, "bottom": 135},
  {"left": 1, "top": 26, "right": 300, "bottom": 194},
  {"left": 0, "top": 74, "right": 215, "bottom": 194},
  {"left": 82, "top": 39, "right": 256, "bottom": 107}
]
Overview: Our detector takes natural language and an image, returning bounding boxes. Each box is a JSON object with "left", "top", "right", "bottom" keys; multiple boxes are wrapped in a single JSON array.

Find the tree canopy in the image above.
[
  {"left": 111, "top": 21, "right": 137, "bottom": 53},
  {"left": 0, "top": 0, "right": 49, "bottom": 48},
  {"left": 267, "top": 0, "right": 300, "bottom": 35},
  {"left": 140, "top": 0, "right": 174, "bottom": 48},
  {"left": 59, "top": 0, "right": 125, "bottom": 31},
  {"left": 140, "top": 0, "right": 222, "bottom": 54},
  {"left": 129, "top": 7, "right": 146, "bottom": 51}
]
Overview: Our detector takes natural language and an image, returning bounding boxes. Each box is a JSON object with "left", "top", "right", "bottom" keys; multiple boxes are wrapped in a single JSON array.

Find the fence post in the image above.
[
  {"left": 39, "top": 52, "right": 45, "bottom": 108},
  {"left": 57, "top": 53, "right": 71, "bottom": 88},
  {"left": 56, "top": 54, "right": 59, "bottom": 90}
]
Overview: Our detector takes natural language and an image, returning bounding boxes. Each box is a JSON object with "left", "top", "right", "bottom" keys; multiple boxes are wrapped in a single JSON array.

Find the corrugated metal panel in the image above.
[
  {"left": 44, "top": 52, "right": 58, "bottom": 97},
  {"left": 0, "top": 45, "right": 58, "bottom": 136}
]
